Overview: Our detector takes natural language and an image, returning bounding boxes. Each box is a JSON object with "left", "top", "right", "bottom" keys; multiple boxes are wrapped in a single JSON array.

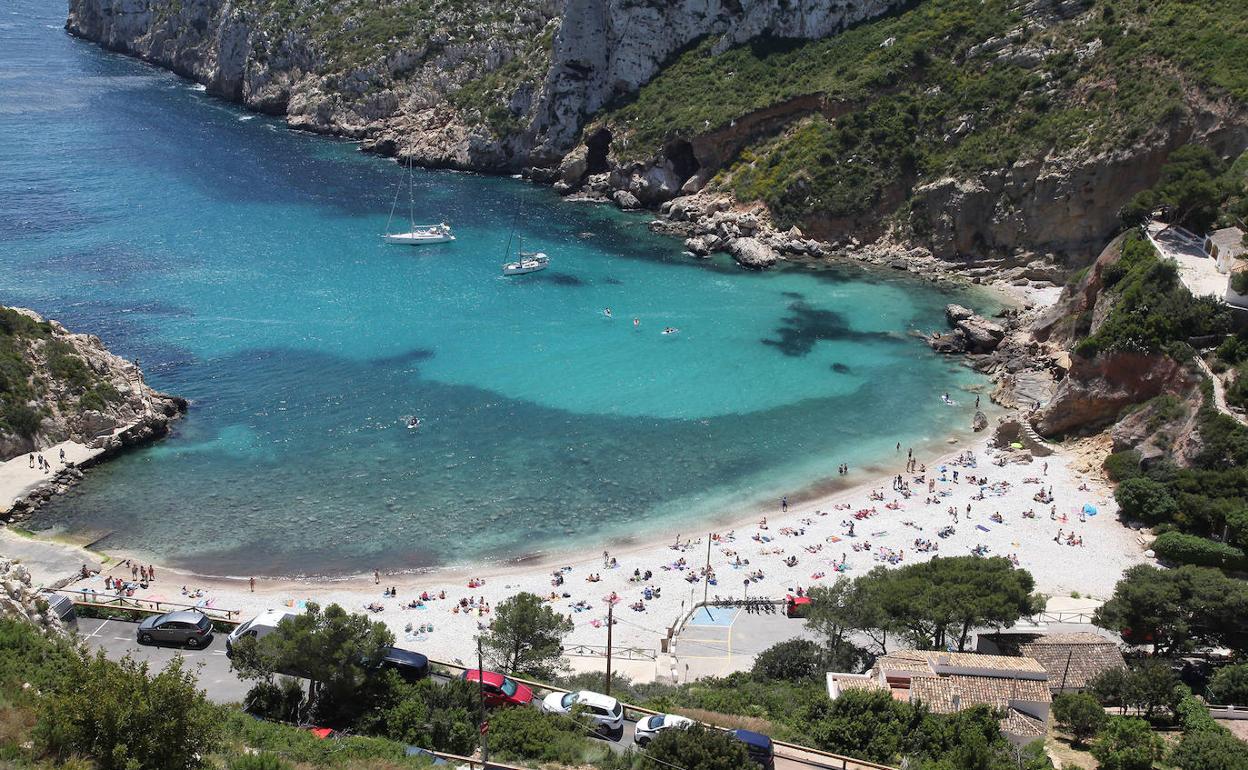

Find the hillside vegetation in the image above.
[{"left": 600, "top": 0, "right": 1248, "bottom": 228}]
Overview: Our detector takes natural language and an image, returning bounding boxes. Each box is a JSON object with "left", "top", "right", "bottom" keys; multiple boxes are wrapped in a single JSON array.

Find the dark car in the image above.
[
  {"left": 380, "top": 646, "right": 429, "bottom": 682},
  {"left": 136, "top": 610, "right": 214, "bottom": 648},
  {"left": 730, "top": 729, "right": 775, "bottom": 770}
]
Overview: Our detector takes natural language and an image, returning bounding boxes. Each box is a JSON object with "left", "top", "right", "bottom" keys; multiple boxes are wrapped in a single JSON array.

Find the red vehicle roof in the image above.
[{"left": 463, "top": 669, "right": 506, "bottom": 687}]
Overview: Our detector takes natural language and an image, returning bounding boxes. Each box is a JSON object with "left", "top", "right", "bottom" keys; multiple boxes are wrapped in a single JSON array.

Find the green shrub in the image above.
[
  {"left": 486, "top": 706, "right": 592, "bottom": 765},
  {"left": 35, "top": 652, "right": 221, "bottom": 770},
  {"left": 751, "top": 639, "right": 829, "bottom": 682},
  {"left": 1091, "top": 717, "right": 1166, "bottom": 770},
  {"left": 44, "top": 341, "right": 93, "bottom": 391},
  {"left": 645, "top": 724, "right": 754, "bottom": 770},
  {"left": 1052, "top": 692, "right": 1108, "bottom": 746},
  {"left": 1207, "top": 664, "right": 1248, "bottom": 706},
  {"left": 1170, "top": 728, "right": 1248, "bottom": 770},
  {"left": 1115, "top": 477, "right": 1178, "bottom": 523},
  {"left": 1175, "top": 686, "right": 1223, "bottom": 734},
  {"left": 1104, "top": 450, "right": 1143, "bottom": 482},
  {"left": 1151, "top": 532, "right": 1248, "bottom": 570}
]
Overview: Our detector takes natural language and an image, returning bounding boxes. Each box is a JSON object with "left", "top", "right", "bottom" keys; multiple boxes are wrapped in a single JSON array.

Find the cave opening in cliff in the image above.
[
  {"left": 665, "top": 139, "right": 700, "bottom": 183},
  {"left": 586, "top": 128, "right": 612, "bottom": 173}
]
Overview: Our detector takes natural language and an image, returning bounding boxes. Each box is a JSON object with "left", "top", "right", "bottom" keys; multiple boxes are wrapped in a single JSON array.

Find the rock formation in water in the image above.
[
  {"left": 0, "top": 306, "right": 186, "bottom": 462},
  {"left": 65, "top": 0, "right": 1248, "bottom": 272}
]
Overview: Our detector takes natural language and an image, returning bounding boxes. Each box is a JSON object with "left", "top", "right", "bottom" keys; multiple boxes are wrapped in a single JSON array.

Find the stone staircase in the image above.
[{"left": 1018, "top": 415, "right": 1053, "bottom": 457}]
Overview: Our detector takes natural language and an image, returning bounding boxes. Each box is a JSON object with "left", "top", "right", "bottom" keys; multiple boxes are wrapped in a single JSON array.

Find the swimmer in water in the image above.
[
  {"left": 407, "top": 417, "right": 421, "bottom": 429},
  {"left": 633, "top": 317, "right": 640, "bottom": 328},
  {"left": 603, "top": 308, "right": 612, "bottom": 318}
]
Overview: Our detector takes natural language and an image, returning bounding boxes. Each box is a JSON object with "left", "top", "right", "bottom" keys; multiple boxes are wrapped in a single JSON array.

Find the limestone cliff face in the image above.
[
  {"left": 529, "top": 0, "right": 905, "bottom": 161},
  {"left": 0, "top": 307, "right": 185, "bottom": 462},
  {"left": 907, "top": 120, "right": 1248, "bottom": 263}
]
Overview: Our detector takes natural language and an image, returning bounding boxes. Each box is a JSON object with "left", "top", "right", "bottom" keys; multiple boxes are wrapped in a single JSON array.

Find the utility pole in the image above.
[
  {"left": 703, "top": 531, "right": 712, "bottom": 606},
  {"left": 605, "top": 601, "right": 614, "bottom": 696},
  {"left": 477, "top": 636, "right": 489, "bottom": 763}
]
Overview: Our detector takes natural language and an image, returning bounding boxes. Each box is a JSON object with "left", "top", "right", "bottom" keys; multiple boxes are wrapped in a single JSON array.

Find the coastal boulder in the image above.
[
  {"left": 727, "top": 237, "right": 779, "bottom": 270},
  {"left": 945, "top": 304, "right": 976, "bottom": 324},
  {"left": 684, "top": 234, "right": 719, "bottom": 257},
  {"left": 558, "top": 145, "right": 589, "bottom": 186},
  {"left": 612, "top": 190, "right": 641, "bottom": 210},
  {"left": 956, "top": 317, "right": 1006, "bottom": 353}
]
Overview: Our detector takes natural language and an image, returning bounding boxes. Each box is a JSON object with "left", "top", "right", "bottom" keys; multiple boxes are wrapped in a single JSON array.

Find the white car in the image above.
[
  {"left": 540, "top": 690, "right": 625, "bottom": 735},
  {"left": 633, "top": 713, "right": 694, "bottom": 745}
]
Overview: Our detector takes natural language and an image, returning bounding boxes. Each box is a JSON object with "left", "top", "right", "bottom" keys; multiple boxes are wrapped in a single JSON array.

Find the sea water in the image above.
[{"left": 0, "top": 1, "right": 995, "bottom": 575}]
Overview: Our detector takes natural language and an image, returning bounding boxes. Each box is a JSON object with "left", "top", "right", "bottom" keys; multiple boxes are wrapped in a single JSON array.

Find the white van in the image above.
[{"left": 225, "top": 609, "right": 297, "bottom": 656}]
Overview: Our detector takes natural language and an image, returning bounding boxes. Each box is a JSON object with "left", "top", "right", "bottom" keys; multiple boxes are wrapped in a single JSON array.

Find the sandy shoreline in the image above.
[
  {"left": 6, "top": 275, "right": 1132, "bottom": 672},
  {"left": 47, "top": 427, "right": 1149, "bottom": 669}
]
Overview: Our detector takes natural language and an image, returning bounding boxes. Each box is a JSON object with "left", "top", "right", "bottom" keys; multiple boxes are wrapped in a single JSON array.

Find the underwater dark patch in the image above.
[
  {"left": 831, "top": 363, "right": 851, "bottom": 374},
  {"left": 762, "top": 302, "right": 900, "bottom": 357}
]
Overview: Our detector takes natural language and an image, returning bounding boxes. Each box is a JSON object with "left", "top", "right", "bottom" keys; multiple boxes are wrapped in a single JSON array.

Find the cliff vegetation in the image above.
[
  {"left": 0, "top": 307, "right": 185, "bottom": 462},
  {"left": 601, "top": 0, "right": 1248, "bottom": 239}
]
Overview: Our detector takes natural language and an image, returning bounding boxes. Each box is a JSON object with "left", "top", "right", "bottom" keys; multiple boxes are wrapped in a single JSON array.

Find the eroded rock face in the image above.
[
  {"left": 1036, "top": 352, "right": 1193, "bottom": 437},
  {"left": 0, "top": 560, "right": 64, "bottom": 635},
  {"left": 530, "top": 0, "right": 907, "bottom": 157}
]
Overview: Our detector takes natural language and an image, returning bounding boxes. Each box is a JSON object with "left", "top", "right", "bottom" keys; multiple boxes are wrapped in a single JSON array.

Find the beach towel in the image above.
[
  {"left": 976, "top": 524, "right": 991, "bottom": 532},
  {"left": 826, "top": 536, "right": 841, "bottom": 543}
]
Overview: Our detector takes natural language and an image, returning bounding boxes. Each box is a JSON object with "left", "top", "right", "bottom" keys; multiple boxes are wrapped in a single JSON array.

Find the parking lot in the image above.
[{"left": 76, "top": 617, "right": 252, "bottom": 703}]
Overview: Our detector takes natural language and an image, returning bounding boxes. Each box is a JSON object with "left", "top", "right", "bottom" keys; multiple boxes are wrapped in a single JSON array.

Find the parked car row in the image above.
[{"left": 142, "top": 609, "right": 773, "bottom": 768}]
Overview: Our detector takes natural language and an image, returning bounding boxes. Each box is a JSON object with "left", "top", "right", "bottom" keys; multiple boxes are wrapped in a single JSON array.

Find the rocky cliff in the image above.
[
  {"left": 66, "top": 0, "right": 1248, "bottom": 271},
  {"left": 0, "top": 560, "right": 64, "bottom": 635},
  {"left": 0, "top": 307, "right": 185, "bottom": 462}
]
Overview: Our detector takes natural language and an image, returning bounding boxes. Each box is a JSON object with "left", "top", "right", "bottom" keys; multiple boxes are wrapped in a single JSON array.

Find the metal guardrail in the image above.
[
  {"left": 427, "top": 656, "right": 898, "bottom": 770},
  {"left": 564, "top": 643, "right": 657, "bottom": 661},
  {"left": 1030, "top": 611, "right": 1096, "bottom": 624},
  {"left": 51, "top": 587, "right": 242, "bottom": 623}
]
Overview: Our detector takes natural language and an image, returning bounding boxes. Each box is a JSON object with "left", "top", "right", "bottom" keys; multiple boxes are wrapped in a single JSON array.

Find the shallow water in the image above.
[{"left": 1, "top": 1, "right": 994, "bottom": 575}]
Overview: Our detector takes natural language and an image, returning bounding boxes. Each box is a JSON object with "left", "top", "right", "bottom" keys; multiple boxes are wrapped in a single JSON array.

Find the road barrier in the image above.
[
  {"left": 49, "top": 587, "right": 242, "bottom": 623},
  {"left": 428, "top": 656, "right": 898, "bottom": 770}
]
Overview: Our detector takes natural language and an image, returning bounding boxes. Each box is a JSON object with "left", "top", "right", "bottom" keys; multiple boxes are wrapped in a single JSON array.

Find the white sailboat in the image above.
[
  {"left": 383, "top": 155, "right": 454, "bottom": 245},
  {"left": 502, "top": 235, "right": 550, "bottom": 275}
]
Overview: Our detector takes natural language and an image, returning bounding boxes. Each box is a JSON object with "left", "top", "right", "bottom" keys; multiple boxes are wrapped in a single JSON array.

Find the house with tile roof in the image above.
[
  {"left": 825, "top": 649, "right": 1052, "bottom": 746},
  {"left": 976, "top": 631, "right": 1127, "bottom": 692}
]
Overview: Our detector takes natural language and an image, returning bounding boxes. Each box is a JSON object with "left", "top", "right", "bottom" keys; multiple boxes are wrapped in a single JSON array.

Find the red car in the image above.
[{"left": 461, "top": 669, "right": 534, "bottom": 708}]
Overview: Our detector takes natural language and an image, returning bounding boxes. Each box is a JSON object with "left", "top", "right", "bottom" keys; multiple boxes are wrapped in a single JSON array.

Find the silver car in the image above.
[{"left": 136, "top": 609, "right": 214, "bottom": 648}]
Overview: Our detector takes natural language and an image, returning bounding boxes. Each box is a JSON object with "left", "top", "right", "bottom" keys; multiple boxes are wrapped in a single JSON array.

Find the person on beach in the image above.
[
  {"left": 60, "top": 448, "right": 65, "bottom": 462},
  {"left": 781, "top": 496, "right": 788, "bottom": 512},
  {"left": 28, "top": 454, "right": 34, "bottom": 468},
  {"left": 374, "top": 569, "right": 380, "bottom": 585},
  {"left": 250, "top": 576, "right": 255, "bottom": 592}
]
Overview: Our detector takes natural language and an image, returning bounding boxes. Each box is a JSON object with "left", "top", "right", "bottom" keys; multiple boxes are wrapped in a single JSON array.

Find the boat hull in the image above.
[{"left": 383, "top": 232, "right": 455, "bottom": 245}]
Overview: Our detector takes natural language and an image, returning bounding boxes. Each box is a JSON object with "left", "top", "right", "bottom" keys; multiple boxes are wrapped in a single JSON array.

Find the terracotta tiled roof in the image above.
[
  {"left": 1000, "top": 708, "right": 1048, "bottom": 738},
  {"left": 877, "top": 649, "right": 1047, "bottom": 674},
  {"left": 1019, "top": 636, "right": 1125, "bottom": 691},
  {"left": 910, "top": 674, "right": 1051, "bottom": 713},
  {"left": 832, "top": 676, "right": 885, "bottom": 692}
]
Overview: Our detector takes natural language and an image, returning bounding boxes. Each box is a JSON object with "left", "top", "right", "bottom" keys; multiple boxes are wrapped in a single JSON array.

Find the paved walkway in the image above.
[
  {"left": 0, "top": 527, "right": 103, "bottom": 587},
  {"left": 0, "top": 440, "right": 99, "bottom": 514},
  {"left": 1147, "top": 222, "right": 1230, "bottom": 300}
]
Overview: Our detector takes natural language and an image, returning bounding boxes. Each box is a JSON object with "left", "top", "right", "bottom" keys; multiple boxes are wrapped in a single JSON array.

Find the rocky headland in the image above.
[
  {"left": 64, "top": 0, "right": 1248, "bottom": 278},
  {"left": 0, "top": 307, "right": 186, "bottom": 521}
]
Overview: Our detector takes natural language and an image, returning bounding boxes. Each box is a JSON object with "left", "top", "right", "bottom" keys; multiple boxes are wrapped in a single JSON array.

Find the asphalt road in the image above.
[{"left": 77, "top": 617, "right": 640, "bottom": 747}]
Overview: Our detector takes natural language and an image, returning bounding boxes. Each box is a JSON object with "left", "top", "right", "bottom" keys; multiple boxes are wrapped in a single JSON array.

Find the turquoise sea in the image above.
[{"left": 1, "top": 1, "right": 994, "bottom": 576}]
